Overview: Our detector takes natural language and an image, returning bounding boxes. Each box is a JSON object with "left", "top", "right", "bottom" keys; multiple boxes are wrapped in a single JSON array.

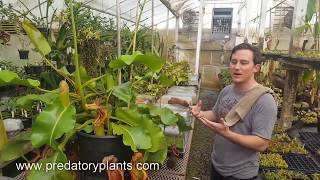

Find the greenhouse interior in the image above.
[{"left": 0, "top": 0, "right": 320, "bottom": 179}]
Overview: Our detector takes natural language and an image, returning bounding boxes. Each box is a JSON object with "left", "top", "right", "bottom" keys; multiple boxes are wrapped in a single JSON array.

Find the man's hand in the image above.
[
  {"left": 190, "top": 100, "right": 203, "bottom": 119},
  {"left": 198, "top": 117, "right": 230, "bottom": 136}
]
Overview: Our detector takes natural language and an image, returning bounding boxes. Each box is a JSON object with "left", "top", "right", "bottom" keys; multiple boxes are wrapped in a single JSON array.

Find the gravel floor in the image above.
[{"left": 186, "top": 89, "right": 219, "bottom": 180}]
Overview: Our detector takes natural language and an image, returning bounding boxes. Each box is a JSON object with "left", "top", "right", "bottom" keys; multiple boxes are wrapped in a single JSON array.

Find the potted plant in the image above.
[
  {"left": 0, "top": 1, "right": 191, "bottom": 179},
  {"left": 18, "top": 49, "right": 29, "bottom": 60},
  {"left": 259, "top": 153, "right": 288, "bottom": 168},
  {"left": 264, "top": 169, "right": 310, "bottom": 180},
  {"left": 17, "top": 34, "right": 30, "bottom": 60}
]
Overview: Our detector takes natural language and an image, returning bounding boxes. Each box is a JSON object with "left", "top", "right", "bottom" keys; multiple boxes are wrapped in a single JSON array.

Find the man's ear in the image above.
[{"left": 254, "top": 64, "right": 261, "bottom": 73}]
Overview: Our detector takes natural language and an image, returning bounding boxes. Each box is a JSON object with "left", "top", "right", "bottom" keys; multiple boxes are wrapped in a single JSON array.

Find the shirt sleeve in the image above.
[{"left": 251, "top": 93, "right": 278, "bottom": 140}]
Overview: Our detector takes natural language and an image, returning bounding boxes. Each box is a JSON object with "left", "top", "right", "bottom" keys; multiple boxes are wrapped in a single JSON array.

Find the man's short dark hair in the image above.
[{"left": 230, "top": 43, "right": 261, "bottom": 65}]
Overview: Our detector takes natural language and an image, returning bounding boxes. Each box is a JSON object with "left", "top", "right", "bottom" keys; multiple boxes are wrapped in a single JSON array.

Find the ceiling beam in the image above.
[{"left": 158, "top": 0, "right": 179, "bottom": 17}]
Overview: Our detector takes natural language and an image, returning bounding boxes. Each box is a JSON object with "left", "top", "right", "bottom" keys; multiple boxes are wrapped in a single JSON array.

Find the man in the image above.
[{"left": 191, "top": 43, "right": 277, "bottom": 180}]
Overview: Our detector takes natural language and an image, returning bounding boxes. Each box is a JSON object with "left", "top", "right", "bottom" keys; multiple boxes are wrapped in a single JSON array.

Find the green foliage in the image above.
[
  {"left": 264, "top": 169, "right": 310, "bottom": 180},
  {"left": 0, "top": 4, "right": 19, "bottom": 23},
  {"left": 22, "top": 21, "right": 51, "bottom": 57},
  {"left": 263, "top": 50, "right": 288, "bottom": 55},
  {"left": 112, "top": 82, "right": 134, "bottom": 104},
  {"left": 113, "top": 106, "right": 175, "bottom": 163},
  {"left": 295, "top": 51, "right": 320, "bottom": 58},
  {"left": 16, "top": 92, "right": 59, "bottom": 110},
  {"left": 312, "top": 173, "right": 320, "bottom": 180},
  {"left": 268, "top": 138, "right": 308, "bottom": 154},
  {"left": 160, "top": 61, "right": 190, "bottom": 85},
  {"left": 271, "top": 133, "right": 291, "bottom": 142},
  {"left": 0, "top": 96, "right": 19, "bottom": 112},
  {"left": 111, "top": 123, "right": 152, "bottom": 152},
  {"left": 272, "top": 88, "right": 283, "bottom": 107},
  {"left": 273, "top": 124, "right": 288, "bottom": 134},
  {"left": 259, "top": 153, "right": 288, "bottom": 168},
  {"left": 133, "top": 79, "right": 167, "bottom": 98},
  {"left": 28, "top": 150, "right": 74, "bottom": 180},
  {"left": 301, "top": 111, "right": 318, "bottom": 124},
  {"left": 31, "top": 99, "right": 76, "bottom": 148},
  {"left": 110, "top": 51, "right": 165, "bottom": 73},
  {"left": 138, "top": 104, "right": 180, "bottom": 126},
  {"left": 40, "top": 72, "right": 62, "bottom": 90},
  {"left": 132, "top": 61, "right": 190, "bottom": 98},
  {"left": 263, "top": 50, "right": 320, "bottom": 59},
  {"left": 218, "top": 68, "right": 232, "bottom": 87},
  {"left": 306, "top": 0, "right": 316, "bottom": 22},
  {"left": 0, "top": 60, "right": 24, "bottom": 77},
  {"left": 0, "top": 131, "right": 31, "bottom": 162},
  {"left": 1, "top": 2, "right": 192, "bottom": 173},
  {"left": 0, "top": 70, "right": 40, "bottom": 87}
]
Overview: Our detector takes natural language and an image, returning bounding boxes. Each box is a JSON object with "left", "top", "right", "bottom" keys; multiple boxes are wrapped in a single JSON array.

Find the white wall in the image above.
[{"left": 0, "top": 34, "right": 42, "bottom": 67}]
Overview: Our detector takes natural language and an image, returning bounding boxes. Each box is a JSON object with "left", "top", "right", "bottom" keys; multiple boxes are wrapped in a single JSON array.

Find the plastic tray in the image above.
[
  {"left": 304, "top": 139, "right": 320, "bottom": 153},
  {"left": 299, "top": 132, "right": 320, "bottom": 141},
  {"left": 282, "top": 154, "right": 320, "bottom": 174}
]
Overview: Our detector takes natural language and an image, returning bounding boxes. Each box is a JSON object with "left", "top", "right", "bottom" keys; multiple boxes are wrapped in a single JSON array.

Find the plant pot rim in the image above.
[{"left": 78, "top": 131, "right": 120, "bottom": 139}]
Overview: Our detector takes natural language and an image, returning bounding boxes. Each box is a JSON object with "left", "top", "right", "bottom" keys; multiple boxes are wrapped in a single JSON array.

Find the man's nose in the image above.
[{"left": 234, "top": 62, "right": 240, "bottom": 69}]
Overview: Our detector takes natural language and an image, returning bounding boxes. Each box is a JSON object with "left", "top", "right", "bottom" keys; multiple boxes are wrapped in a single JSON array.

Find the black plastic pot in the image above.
[
  {"left": 66, "top": 65, "right": 75, "bottom": 73},
  {"left": 18, "top": 50, "right": 29, "bottom": 60},
  {"left": 21, "top": 118, "right": 32, "bottom": 129},
  {"left": 24, "top": 66, "right": 33, "bottom": 74},
  {"left": 34, "top": 66, "right": 42, "bottom": 75},
  {"left": 77, "top": 132, "right": 133, "bottom": 180}
]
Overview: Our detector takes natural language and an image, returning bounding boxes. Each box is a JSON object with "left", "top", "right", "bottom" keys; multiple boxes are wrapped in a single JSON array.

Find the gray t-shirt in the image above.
[{"left": 211, "top": 85, "right": 277, "bottom": 179}]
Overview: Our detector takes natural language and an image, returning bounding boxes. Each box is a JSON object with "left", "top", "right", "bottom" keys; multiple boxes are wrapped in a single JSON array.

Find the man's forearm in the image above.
[
  {"left": 221, "top": 130, "right": 269, "bottom": 152},
  {"left": 201, "top": 110, "right": 216, "bottom": 122}
]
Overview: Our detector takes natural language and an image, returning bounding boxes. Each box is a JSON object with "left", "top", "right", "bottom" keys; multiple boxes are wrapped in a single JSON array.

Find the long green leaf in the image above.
[
  {"left": 0, "top": 118, "right": 7, "bottom": 152},
  {"left": 0, "top": 70, "right": 40, "bottom": 87},
  {"left": 22, "top": 21, "right": 51, "bottom": 57},
  {"left": 31, "top": 99, "right": 76, "bottom": 148},
  {"left": 305, "top": 0, "right": 316, "bottom": 22},
  {"left": 28, "top": 150, "right": 73, "bottom": 180},
  {"left": 105, "top": 73, "right": 114, "bottom": 92},
  {"left": 16, "top": 92, "right": 59, "bottom": 109},
  {"left": 111, "top": 123, "right": 151, "bottom": 152},
  {"left": 0, "top": 131, "right": 31, "bottom": 162},
  {"left": 112, "top": 82, "right": 133, "bottom": 103},
  {"left": 78, "top": 66, "right": 91, "bottom": 83}
]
